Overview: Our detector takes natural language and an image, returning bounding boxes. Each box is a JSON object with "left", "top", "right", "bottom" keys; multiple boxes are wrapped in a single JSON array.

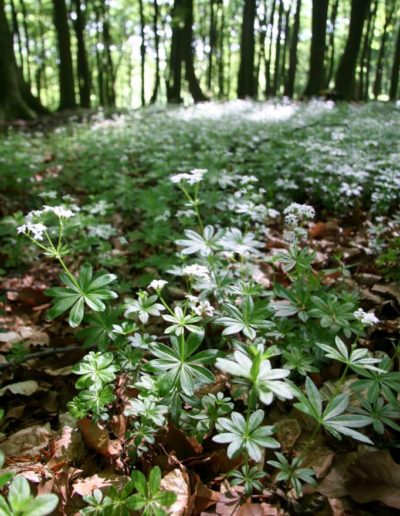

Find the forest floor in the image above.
[{"left": 0, "top": 100, "right": 400, "bottom": 515}]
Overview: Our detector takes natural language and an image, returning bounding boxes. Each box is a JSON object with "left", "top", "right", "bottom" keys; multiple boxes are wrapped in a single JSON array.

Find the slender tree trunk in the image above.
[
  {"left": 167, "top": 0, "right": 184, "bottom": 102},
  {"left": 335, "top": 0, "right": 372, "bottom": 100},
  {"left": 101, "top": 2, "right": 116, "bottom": 107},
  {"left": 358, "top": 0, "right": 375, "bottom": 99},
  {"left": 207, "top": 0, "right": 216, "bottom": 91},
  {"left": 237, "top": 0, "right": 257, "bottom": 98},
  {"left": 304, "top": 0, "right": 329, "bottom": 97},
  {"left": 19, "top": 0, "right": 31, "bottom": 85},
  {"left": 52, "top": 0, "right": 76, "bottom": 110},
  {"left": 183, "top": 0, "right": 208, "bottom": 101},
  {"left": 325, "top": 0, "right": 339, "bottom": 88},
  {"left": 72, "top": 0, "right": 91, "bottom": 108},
  {"left": 390, "top": 20, "right": 400, "bottom": 100},
  {"left": 0, "top": 0, "right": 45, "bottom": 120},
  {"left": 272, "top": 0, "right": 283, "bottom": 96},
  {"left": 284, "top": 0, "right": 301, "bottom": 98},
  {"left": 218, "top": 1, "right": 225, "bottom": 98},
  {"left": 167, "top": 0, "right": 207, "bottom": 103},
  {"left": 9, "top": 0, "right": 24, "bottom": 76},
  {"left": 265, "top": 0, "right": 277, "bottom": 97},
  {"left": 94, "top": 5, "right": 105, "bottom": 106},
  {"left": 150, "top": 0, "right": 160, "bottom": 103},
  {"left": 139, "top": 0, "right": 146, "bottom": 105},
  {"left": 279, "top": 3, "right": 291, "bottom": 94},
  {"left": 255, "top": 0, "right": 268, "bottom": 99},
  {"left": 373, "top": 0, "right": 395, "bottom": 99},
  {"left": 363, "top": 0, "right": 378, "bottom": 100}
]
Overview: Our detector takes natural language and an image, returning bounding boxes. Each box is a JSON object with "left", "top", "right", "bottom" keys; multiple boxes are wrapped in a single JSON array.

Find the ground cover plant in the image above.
[{"left": 0, "top": 101, "right": 400, "bottom": 515}]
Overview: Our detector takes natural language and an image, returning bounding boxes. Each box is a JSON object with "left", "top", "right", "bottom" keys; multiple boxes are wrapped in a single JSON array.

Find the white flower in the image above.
[
  {"left": 43, "top": 205, "right": 74, "bottom": 218},
  {"left": 354, "top": 308, "right": 379, "bottom": 326},
  {"left": 39, "top": 191, "right": 57, "bottom": 199},
  {"left": 183, "top": 264, "right": 210, "bottom": 278},
  {"left": 283, "top": 203, "right": 315, "bottom": 221},
  {"left": 186, "top": 295, "right": 214, "bottom": 316},
  {"left": 148, "top": 279, "right": 168, "bottom": 291},
  {"left": 170, "top": 168, "right": 207, "bottom": 185},
  {"left": 17, "top": 222, "right": 47, "bottom": 240}
]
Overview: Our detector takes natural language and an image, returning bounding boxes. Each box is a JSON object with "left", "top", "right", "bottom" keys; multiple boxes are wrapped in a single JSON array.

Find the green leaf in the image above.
[{"left": 27, "top": 495, "right": 58, "bottom": 516}]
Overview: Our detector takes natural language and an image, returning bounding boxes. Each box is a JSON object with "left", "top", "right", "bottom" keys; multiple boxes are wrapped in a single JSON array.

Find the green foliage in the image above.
[
  {"left": 47, "top": 264, "right": 117, "bottom": 327},
  {"left": 267, "top": 453, "right": 316, "bottom": 497}
]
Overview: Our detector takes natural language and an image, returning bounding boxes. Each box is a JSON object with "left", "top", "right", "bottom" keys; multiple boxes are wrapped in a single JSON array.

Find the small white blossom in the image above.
[
  {"left": 148, "top": 279, "right": 168, "bottom": 291},
  {"left": 17, "top": 222, "right": 47, "bottom": 240},
  {"left": 43, "top": 205, "right": 74, "bottom": 218},
  {"left": 284, "top": 203, "right": 315, "bottom": 221},
  {"left": 183, "top": 264, "right": 210, "bottom": 278},
  {"left": 39, "top": 191, "right": 57, "bottom": 199},
  {"left": 354, "top": 308, "right": 380, "bottom": 326},
  {"left": 170, "top": 168, "right": 207, "bottom": 185}
]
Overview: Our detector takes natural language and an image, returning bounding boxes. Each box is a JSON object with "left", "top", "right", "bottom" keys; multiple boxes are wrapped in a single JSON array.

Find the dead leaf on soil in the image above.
[
  {"left": 0, "top": 380, "right": 40, "bottom": 396},
  {"left": 0, "top": 423, "right": 53, "bottom": 457},
  {"left": 160, "top": 468, "right": 191, "bottom": 516},
  {"left": 346, "top": 450, "right": 400, "bottom": 510},
  {"left": 78, "top": 418, "right": 122, "bottom": 458},
  {"left": 73, "top": 472, "right": 130, "bottom": 496}
]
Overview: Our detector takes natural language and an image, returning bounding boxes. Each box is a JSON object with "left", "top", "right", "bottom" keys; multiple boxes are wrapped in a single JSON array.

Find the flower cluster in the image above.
[
  {"left": 354, "top": 308, "right": 380, "bottom": 326},
  {"left": 170, "top": 168, "right": 207, "bottom": 185}
]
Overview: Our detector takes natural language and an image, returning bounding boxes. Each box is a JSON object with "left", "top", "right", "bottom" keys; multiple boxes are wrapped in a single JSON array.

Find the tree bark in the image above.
[
  {"left": 167, "top": 0, "right": 207, "bottom": 103},
  {"left": 52, "top": 0, "right": 76, "bottom": 110},
  {"left": 265, "top": 0, "right": 277, "bottom": 97},
  {"left": 373, "top": 0, "right": 395, "bottom": 99},
  {"left": 390, "top": 20, "right": 400, "bottom": 100},
  {"left": 237, "top": 0, "right": 257, "bottom": 98},
  {"left": 0, "top": 0, "right": 45, "bottom": 120},
  {"left": 272, "top": 0, "right": 284, "bottom": 96},
  {"left": 284, "top": 0, "right": 301, "bottom": 98},
  {"left": 139, "top": 0, "right": 146, "bottom": 105},
  {"left": 304, "top": 0, "right": 329, "bottom": 97},
  {"left": 72, "top": 0, "right": 91, "bottom": 108},
  {"left": 335, "top": 0, "right": 371, "bottom": 100},
  {"left": 150, "top": 0, "right": 160, "bottom": 103},
  {"left": 325, "top": 0, "right": 339, "bottom": 89}
]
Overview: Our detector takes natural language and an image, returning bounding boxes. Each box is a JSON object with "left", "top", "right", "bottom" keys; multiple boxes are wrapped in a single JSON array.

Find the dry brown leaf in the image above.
[
  {"left": 346, "top": 450, "right": 400, "bottom": 510},
  {"left": 52, "top": 425, "right": 85, "bottom": 463},
  {"left": 191, "top": 474, "right": 219, "bottom": 513},
  {"left": 78, "top": 418, "right": 122, "bottom": 457},
  {"left": 73, "top": 472, "right": 129, "bottom": 496},
  {"left": 274, "top": 418, "right": 301, "bottom": 451},
  {"left": 0, "top": 380, "right": 40, "bottom": 396},
  {"left": 316, "top": 452, "right": 359, "bottom": 498},
  {"left": 160, "top": 468, "right": 191, "bottom": 516},
  {"left": 372, "top": 283, "right": 400, "bottom": 304},
  {"left": 0, "top": 423, "right": 53, "bottom": 457}
]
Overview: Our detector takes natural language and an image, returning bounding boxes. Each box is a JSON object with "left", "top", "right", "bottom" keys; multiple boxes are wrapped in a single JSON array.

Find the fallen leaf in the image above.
[
  {"left": 372, "top": 283, "right": 400, "bottom": 304},
  {"left": 0, "top": 331, "right": 20, "bottom": 344},
  {"left": 274, "top": 418, "right": 301, "bottom": 451},
  {"left": 346, "top": 450, "right": 400, "bottom": 510},
  {"left": 51, "top": 425, "right": 85, "bottom": 463},
  {"left": 191, "top": 474, "right": 219, "bottom": 513},
  {"left": 160, "top": 468, "right": 190, "bottom": 516},
  {"left": 78, "top": 418, "right": 122, "bottom": 457},
  {"left": 0, "top": 380, "right": 40, "bottom": 396},
  {"left": 73, "top": 472, "right": 129, "bottom": 496},
  {"left": 0, "top": 423, "right": 53, "bottom": 457}
]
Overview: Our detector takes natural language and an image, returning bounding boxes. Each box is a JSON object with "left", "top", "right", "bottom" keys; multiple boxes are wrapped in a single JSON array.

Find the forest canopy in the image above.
[{"left": 1, "top": 0, "right": 400, "bottom": 120}]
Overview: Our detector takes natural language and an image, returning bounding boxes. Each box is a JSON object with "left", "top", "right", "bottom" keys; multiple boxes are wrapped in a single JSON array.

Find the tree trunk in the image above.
[
  {"left": 217, "top": 1, "right": 225, "bottom": 98},
  {"left": 19, "top": 0, "right": 31, "bottom": 85},
  {"left": 304, "top": 0, "right": 329, "bottom": 97},
  {"left": 207, "top": 0, "right": 216, "bottom": 91},
  {"left": 9, "top": 0, "right": 24, "bottom": 77},
  {"left": 272, "top": 0, "right": 284, "bottom": 96},
  {"left": 358, "top": 0, "right": 376, "bottom": 99},
  {"left": 167, "top": 0, "right": 207, "bottom": 103},
  {"left": 0, "top": 0, "right": 45, "bottom": 120},
  {"left": 390, "top": 20, "right": 400, "bottom": 100},
  {"left": 325, "top": 0, "right": 339, "bottom": 88},
  {"left": 373, "top": 0, "right": 395, "bottom": 99},
  {"left": 150, "top": 0, "right": 160, "bottom": 103},
  {"left": 52, "top": 0, "right": 76, "bottom": 110},
  {"left": 72, "top": 0, "right": 91, "bottom": 108},
  {"left": 167, "top": 0, "right": 185, "bottom": 102},
  {"left": 279, "top": 2, "right": 291, "bottom": 95},
  {"left": 284, "top": 0, "right": 301, "bottom": 98},
  {"left": 265, "top": 0, "right": 277, "bottom": 97},
  {"left": 335, "top": 0, "right": 371, "bottom": 100},
  {"left": 183, "top": 0, "right": 208, "bottom": 101},
  {"left": 139, "top": 0, "right": 146, "bottom": 106},
  {"left": 237, "top": 0, "right": 257, "bottom": 98}
]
